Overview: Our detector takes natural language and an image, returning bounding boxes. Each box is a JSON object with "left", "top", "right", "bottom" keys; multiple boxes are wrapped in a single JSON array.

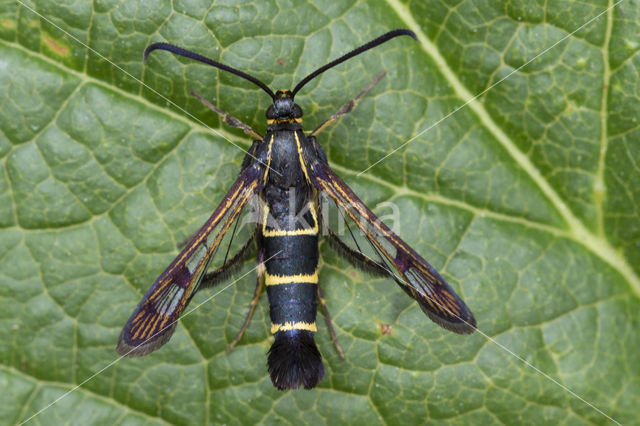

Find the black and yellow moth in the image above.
[{"left": 117, "top": 29, "right": 476, "bottom": 390}]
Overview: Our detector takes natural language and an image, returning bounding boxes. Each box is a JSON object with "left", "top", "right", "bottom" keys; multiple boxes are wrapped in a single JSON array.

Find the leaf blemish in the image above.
[
  {"left": 1, "top": 19, "right": 15, "bottom": 29},
  {"left": 380, "top": 323, "right": 392, "bottom": 335},
  {"left": 43, "top": 35, "right": 69, "bottom": 57}
]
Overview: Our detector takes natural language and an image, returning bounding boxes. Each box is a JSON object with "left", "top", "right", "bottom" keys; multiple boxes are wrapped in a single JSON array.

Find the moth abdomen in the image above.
[{"left": 262, "top": 186, "right": 322, "bottom": 389}]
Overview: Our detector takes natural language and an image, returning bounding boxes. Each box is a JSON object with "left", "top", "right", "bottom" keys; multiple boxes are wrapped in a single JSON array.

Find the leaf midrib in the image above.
[
  {"left": 595, "top": 0, "right": 615, "bottom": 237},
  {"left": 385, "top": 0, "right": 640, "bottom": 295}
]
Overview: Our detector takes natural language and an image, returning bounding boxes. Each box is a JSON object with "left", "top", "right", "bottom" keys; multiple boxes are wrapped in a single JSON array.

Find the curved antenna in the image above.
[
  {"left": 292, "top": 29, "right": 417, "bottom": 97},
  {"left": 144, "top": 42, "right": 276, "bottom": 100}
]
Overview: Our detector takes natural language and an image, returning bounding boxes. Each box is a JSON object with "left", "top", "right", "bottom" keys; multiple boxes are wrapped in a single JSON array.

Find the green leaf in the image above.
[{"left": 1, "top": 0, "right": 639, "bottom": 424}]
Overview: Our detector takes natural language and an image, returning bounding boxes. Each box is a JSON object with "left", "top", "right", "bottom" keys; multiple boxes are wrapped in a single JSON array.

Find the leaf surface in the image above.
[{"left": 1, "top": 0, "right": 639, "bottom": 424}]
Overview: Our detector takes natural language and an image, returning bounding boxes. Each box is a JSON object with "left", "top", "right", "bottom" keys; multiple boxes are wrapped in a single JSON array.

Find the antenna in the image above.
[
  {"left": 144, "top": 29, "right": 417, "bottom": 101},
  {"left": 144, "top": 42, "right": 276, "bottom": 100},
  {"left": 291, "top": 29, "right": 416, "bottom": 97}
]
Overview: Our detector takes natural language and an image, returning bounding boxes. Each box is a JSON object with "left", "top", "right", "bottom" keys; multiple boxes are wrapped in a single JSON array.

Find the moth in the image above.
[{"left": 117, "top": 29, "right": 476, "bottom": 390}]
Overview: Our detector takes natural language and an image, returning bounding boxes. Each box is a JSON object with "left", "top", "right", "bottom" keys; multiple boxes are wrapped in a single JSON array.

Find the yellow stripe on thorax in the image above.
[
  {"left": 265, "top": 271, "right": 318, "bottom": 286},
  {"left": 263, "top": 134, "right": 274, "bottom": 184},
  {"left": 271, "top": 321, "right": 317, "bottom": 333},
  {"left": 267, "top": 118, "right": 302, "bottom": 124},
  {"left": 294, "top": 131, "right": 310, "bottom": 182}
]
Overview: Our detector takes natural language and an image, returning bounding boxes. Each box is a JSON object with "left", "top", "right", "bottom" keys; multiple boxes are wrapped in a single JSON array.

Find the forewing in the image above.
[
  {"left": 117, "top": 165, "right": 261, "bottom": 356},
  {"left": 311, "top": 162, "right": 476, "bottom": 334}
]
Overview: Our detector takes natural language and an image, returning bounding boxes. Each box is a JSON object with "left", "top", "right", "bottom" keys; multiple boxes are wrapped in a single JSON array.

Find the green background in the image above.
[{"left": 1, "top": 0, "right": 639, "bottom": 424}]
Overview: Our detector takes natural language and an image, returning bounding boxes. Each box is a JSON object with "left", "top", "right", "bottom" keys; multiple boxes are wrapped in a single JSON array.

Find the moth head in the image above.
[{"left": 266, "top": 90, "right": 303, "bottom": 120}]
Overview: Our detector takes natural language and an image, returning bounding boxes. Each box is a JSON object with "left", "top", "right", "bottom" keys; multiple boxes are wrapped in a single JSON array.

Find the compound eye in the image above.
[{"left": 266, "top": 105, "right": 276, "bottom": 119}]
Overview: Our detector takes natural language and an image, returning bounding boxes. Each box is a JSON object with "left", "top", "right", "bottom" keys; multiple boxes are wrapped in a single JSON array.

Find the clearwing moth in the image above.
[{"left": 117, "top": 29, "right": 476, "bottom": 390}]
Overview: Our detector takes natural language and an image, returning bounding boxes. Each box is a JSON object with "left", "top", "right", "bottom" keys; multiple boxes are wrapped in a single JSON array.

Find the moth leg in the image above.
[
  {"left": 190, "top": 90, "right": 263, "bottom": 140},
  {"left": 176, "top": 231, "right": 196, "bottom": 250},
  {"left": 318, "top": 282, "right": 345, "bottom": 360},
  {"left": 310, "top": 70, "right": 386, "bottom": 137},
  {"left": 226, "top": 266, "right": 265, "bottom": 353}
]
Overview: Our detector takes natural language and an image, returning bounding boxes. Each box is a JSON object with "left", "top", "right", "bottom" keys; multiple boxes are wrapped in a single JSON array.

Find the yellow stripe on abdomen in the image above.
[
  {"left": 262, "top": 201, "right": 318, "bottom": 237},
  {"left": 265, "top": 272, "right": 318, "bottom": 286},
  {"left": 271, "top": 321, "right": 317, "bottom": 333}
]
